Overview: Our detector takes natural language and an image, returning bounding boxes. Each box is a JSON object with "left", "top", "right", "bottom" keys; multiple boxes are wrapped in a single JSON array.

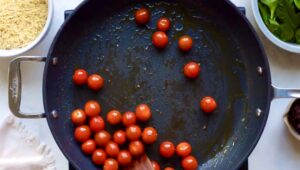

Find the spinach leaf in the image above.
[
  {"left": 276, "top": 0, "right": 299, "bottom": 30},
  {"left": 259, "top": 2, "right": 270, "bottom": 24},
  {"left": 259, "top": 0, "right": 300, "bottom": 43},
  {"left": 268, "top": 19, "right": 280, "bottom": 33},
  {"left": 260, "top": 0, "right": 279, "bottom": 19},
  {"left": 279, "top": 24, "right": 294, "bottom": 41},
  {"left": 295, "top": 0, "right": 300, "bottom": 10},
  {"left": 296, "top": 28, "right": 300, "bottom": 44}
]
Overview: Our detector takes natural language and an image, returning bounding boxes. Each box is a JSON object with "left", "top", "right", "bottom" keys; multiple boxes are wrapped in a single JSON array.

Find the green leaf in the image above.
[
  {"left": 276, "top": 0, "right": 299, "bottom": 29},
  {"left": 260, "top": 0, "right": 279, "bottom": 19},
  {"left": 295, "top": 0, "right": 300, "bottom": 10},
  {"left": 266, "top": 19, "right": 280, "bottom": 36},
  {"left": 259, "top": 2, "right": 270, "bottom": 23},
  {"left": 278, "top": 24, "right": 294, "bottom": 41},
  {"left": 296, "top": 28, "right": 300, "bottom": 44}
]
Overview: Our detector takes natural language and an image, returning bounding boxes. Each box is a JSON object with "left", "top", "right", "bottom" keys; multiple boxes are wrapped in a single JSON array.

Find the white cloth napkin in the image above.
[{"left": 0, "top": 114, "right": 56, "bottom": 170}]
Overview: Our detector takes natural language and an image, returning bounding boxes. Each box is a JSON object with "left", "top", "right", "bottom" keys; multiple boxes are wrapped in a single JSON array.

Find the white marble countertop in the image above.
[{"left": 0, "top": 0, "right": 300, "bottom": 170}]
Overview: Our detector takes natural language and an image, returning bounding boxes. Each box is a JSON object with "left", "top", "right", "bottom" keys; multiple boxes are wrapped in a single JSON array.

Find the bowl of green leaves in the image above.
[{"left": 252, "top": 0, "right": 300, "bottom": 53}]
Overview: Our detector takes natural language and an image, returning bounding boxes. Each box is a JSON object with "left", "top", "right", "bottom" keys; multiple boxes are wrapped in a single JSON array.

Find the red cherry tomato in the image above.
[
  {"left": 178, "top": 35, "right": 193, "bottom": 51},
  {"left": 152, "top": 31, "right": 169, "bottom": 49},
  {"left": 200, "top": 96, "right": 217, "bottom": 113},
  {"left": 164, "top": 167, "right": 175, "bottom": 170},
  {"left": 74, "top": 125, "right": 91, "bottom": 143},
  {"left": 152, "top": 161, "right": 161, "bottom": 170},
  {"left": 181, "top": 155, "right": 198, "bottom": 170},
  {"left": 122, "top": 111, "right": 137, "bottom": 127},
  {"left": 159, "top": 141, "right": 175, "bottom": 158},
  {"left": 157, "top": 18, "right": 171, "bottom": 32},
  {"left": 92, "top": 149, "right": 107, "bottom": 165},
  {"left": 183, "top": 62, "right": 200, "bottom": 79},
  {"left": 113, "top": 130, "right": 126, "bottom": 145},
  {"left": 176, "top": 142, "right": 192, "bottom": 157},
  {"left": 81, "top": 139, "right": 96, "bottom": 155},
  {"left": 89, "top": 116, "right": 105, "bottom": 133},
  {"left": 107, "top": 110, "right": 122, "bottom": 125},
  {"left": 94, "top": 130, "right": 111, "bottom": 147},
  {"left": 135, "top": 104, "right": 151, "bottom": 122},
  {"left": 117, "top": 150, "right": 132, "bottom": 166},
  {"left": 104, "top": 158, "right": 119, "bottom": 170},
  {"left": 135, "top": 8, "right": 150, "bottom": 25},
  {"left": 73, "top": 69, "right": 88, "bottom": 85},
  {"left": 126, "top": 125, "right": 142, "bottom": 141},
  {"left": 105, "top": 141, "right": 120, "bottom": 158},
  {"left": 87, "top": 74, "right": 105, "bottom": 91},
  {"left": 71, "top": 109, "right": 86, "bottom": 126},
  {"left": 142, "top": 127, "right": 158, "bottom": 144},
  {"left": 84, "top": 100, "right": 101, "bottom": 117},
  {"left": 129, "top": 140, "right": 144, "bottom": 157}
]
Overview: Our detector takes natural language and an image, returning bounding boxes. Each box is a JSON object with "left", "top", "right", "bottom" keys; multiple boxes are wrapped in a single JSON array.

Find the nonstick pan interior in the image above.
[{"left": 44, "top": 0, "right": 271, "bottom": 169}]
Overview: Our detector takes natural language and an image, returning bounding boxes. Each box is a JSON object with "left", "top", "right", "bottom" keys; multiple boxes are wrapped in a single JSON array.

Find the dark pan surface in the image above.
[{"left": 44, "top": 0, "right": 271, "bottom": 169}]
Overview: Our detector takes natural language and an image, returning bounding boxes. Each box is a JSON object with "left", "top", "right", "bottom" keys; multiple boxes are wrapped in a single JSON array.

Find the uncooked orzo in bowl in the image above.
[{"left": 0, "top": 0, "right": 48, "bottom": 50}]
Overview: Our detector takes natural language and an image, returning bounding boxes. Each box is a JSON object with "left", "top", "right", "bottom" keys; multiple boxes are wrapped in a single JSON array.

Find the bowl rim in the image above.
[
  {"left": 0, "top": 0, "right": 53, "bottom": 57},
  {"left": 251, "top": 0, "right": 300, "bottom": 54}
]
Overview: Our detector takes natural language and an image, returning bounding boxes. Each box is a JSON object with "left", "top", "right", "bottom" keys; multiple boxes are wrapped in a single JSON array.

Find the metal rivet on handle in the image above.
[
  {"left": 52, "top": 57, "right": 58, "bottom": 65},
  {"left": 257, "top": 66, "right": 263, "bottom": 76},
  {"left": 51, "top": 110, "right": 58, "bottom": 119},
  {"left": 256, "top": 108, "right": 262, "bottom": 117}
]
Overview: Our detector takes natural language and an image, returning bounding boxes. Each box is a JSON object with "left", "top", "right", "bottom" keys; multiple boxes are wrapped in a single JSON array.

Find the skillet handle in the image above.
[
  {"left": 8, "top": 56, "right": 46, "bottom": 118},
  {"left": 273, "top": 85, "right": 300, "bottom": 98}
]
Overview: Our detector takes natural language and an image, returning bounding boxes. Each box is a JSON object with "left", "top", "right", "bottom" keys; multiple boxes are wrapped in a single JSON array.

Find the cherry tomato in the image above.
[
  {"left": 135, "top": 104, "right": 151, "bottom": 122},
  {"left": 105, "top": 141, "right": 120, "bottom": 157},
  {"left": 81, "top": 139, "right": 96, "bottom": 155},
  {"left": 87, "top": 74, "right": 104, "bottom": 91},
  {"left": 142, "top": 127, "right": 158, "bottom": 144},
  {"left": 71, "top": 109, "right": 86, "bottom": 126},
  {"left": 159, "top": 141, "right": 175, "bottom": 158},
  {"left": 94, "top": 130, "right": 111, "bottom": 147},
  {"left": 113, "top": 130, "right": 126, "bottom": 145},
  {"left": 178, "top": 35, "right": 193, "bottom": 52},
  {"left": 135, "top": 8, "right": 150, "bottom": 25},
  {"left": 84, "top": 100, "right": 101, "bottom": 117},
  {"left": 176, "top": 142, "right": 192, "bottom": 157},
  {"left": 104, "top": 158, "right": 119, "bottom": 170},
  {"left": 157, "top": 18, "right": 171, "bottom": 32},
  {"left": 126, "top": 125, "right": 142, "bottom": 141},
  {"left": 164, "top": 167, "right": 175, "bottom": 170},
  {"left": 122, "top": 111, "right": 137, "bottom": 127},
  {"left": 117, "top": 150, "right": 132, "bottom": 166},
  {"left": 92, "top": 149, "right": 107, "bottom": 165},
  {"left": 129, "top": 140, "right": 144, "bottom": 157},
  {"left": 152, "top": 31, "right": 169, "bottom": 49},
  {"left": 89, "top": 116, "right": 105, "bottom": 133},
  {"left": 183, "top": 62, "right": 200, "bottom": 79},
  {"left": 181, "top": 155, "right": 198, "bottom": 170},
  {"left": 74, "top": 125, "right": 91, "bottom": 143},
  {"left": 152, "top": 161, "right": 161, "bottom": 170},
  {"left": 107, "top": 110, "right": 122, "bottom": 125},
  {"left": 73, "top": 69, "right": 88, "bottom": 85},
  {"left": 200, "top": 96, "right": 217, "bottom": 113}
]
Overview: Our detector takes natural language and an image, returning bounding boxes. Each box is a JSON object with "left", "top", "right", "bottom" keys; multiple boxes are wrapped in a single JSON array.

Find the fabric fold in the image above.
[{"left": 0, "top": 114, "right": 56, "bottom": 170}]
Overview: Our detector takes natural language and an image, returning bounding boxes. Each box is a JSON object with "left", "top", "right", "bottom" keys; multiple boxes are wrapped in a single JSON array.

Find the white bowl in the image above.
[
  {"left": 0, "top": 0, "right": 53, "bottom": 57},
  {"left": 251, "top": 0, "right": 300, "bottom": 54}
]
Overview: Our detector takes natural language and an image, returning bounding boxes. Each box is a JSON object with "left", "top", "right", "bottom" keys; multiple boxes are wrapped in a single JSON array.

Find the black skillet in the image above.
[{"left": 8, "top": 0, "right": 299, "bottom": 169}]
